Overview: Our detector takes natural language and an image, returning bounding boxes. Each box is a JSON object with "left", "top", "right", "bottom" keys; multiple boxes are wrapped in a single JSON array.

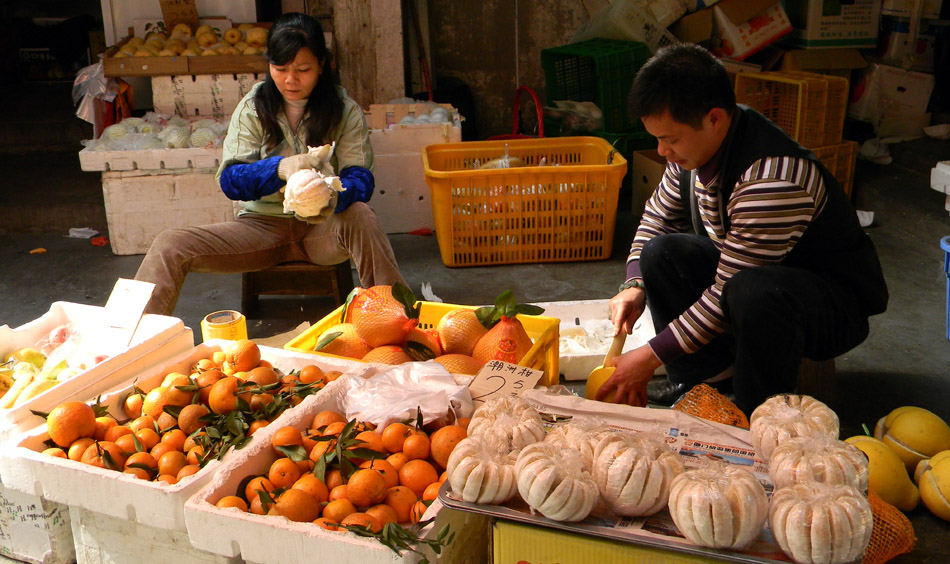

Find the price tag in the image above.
[
  {"left": 160, "top": 0, "right": 200, "bottom": 32},
  {"left": 102, "top": 278, "right": 155, "bottom": 346},
  {"left": 468, "top": 361, "right": 544, "bottom": 408}
]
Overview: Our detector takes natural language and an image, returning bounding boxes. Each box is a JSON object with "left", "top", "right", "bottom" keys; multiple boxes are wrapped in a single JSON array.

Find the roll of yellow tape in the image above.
[{"left": 200, "top": 310, "right": 248, "bottom": 342}]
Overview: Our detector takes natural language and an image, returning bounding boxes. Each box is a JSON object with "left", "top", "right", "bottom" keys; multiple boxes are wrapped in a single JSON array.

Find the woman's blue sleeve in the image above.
[
  {"left": 219, "top": 156, "right": 285, "bottom": 201},
  {"left": 335, "top": 166, "right": 375, "bottom": 212}
]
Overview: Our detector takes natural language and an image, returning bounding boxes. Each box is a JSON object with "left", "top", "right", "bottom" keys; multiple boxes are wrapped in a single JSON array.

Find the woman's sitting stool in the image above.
[{"left": 241, "top": 261, "right": 354, "bottom": 315}]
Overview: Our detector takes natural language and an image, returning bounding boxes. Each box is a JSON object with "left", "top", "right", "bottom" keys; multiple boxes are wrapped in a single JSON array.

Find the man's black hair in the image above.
[{"left": 629, "top": 43, "right": 735, "bottom": 129}]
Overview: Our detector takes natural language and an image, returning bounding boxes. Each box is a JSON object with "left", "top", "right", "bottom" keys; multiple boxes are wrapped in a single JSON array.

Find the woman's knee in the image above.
[{"left": 722, "top": 267, "right": 795, "bottom": 320}]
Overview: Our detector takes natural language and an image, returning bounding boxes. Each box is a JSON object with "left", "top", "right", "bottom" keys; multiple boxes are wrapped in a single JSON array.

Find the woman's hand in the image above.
[
  {"left": 609, "top": 287, "right": 647, "bottom": 336},
  {"left": 277, "top": 153, "right": 326, "bottom": 180},
  {"left": 594, "top": 344, "right": 662, "bottom": 407}
]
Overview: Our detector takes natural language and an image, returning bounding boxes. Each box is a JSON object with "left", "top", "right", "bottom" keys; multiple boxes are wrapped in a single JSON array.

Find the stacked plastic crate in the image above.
[{"left": 734, "top": 70, "right": 858, "bottom": 198}]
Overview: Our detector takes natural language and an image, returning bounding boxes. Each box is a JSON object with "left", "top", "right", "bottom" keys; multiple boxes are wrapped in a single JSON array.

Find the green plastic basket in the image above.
[{"left": 541, "top": 38, "right": 651, "bottom": 133}]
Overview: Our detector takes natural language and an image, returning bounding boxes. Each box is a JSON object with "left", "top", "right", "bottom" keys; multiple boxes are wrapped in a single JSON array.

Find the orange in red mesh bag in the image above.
[
  {"left": 672, "top": 383, "right": 749, "bottom": 429},
  {"left": 864, "top": 490, "right": 917, "bottom": 564}
]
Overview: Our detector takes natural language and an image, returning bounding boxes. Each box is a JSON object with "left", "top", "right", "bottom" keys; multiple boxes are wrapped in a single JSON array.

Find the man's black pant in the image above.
[{"left": 640, "top": 233, "right": 871, "bottom": 414}]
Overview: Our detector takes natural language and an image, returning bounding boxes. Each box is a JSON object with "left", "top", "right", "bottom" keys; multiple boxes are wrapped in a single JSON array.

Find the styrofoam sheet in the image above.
[
  {"left": 184, "top": 375, "right": 491, "bottom": 564},
  {"left": 0, "top": 482, "right": 73, "bottom": 564},
  {"left": 0, "top": 341, "right": 370, "bottom": 533},
  {"left": 534, "top": 299, "right": 657, "bottom": 381},
  {"left": 0, "top": 301, "right": 193, "bottom": 436},
  {"left": 931, "top": 160, "right": 950, "bottom": 195},
  {"left": 79, "top": 146, "right": 223, "bottom": 172}
]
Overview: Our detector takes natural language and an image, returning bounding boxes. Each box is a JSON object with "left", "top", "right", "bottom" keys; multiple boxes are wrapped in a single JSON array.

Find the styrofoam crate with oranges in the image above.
[
  {"left": 0, "top": 301, "right": 193, "bottom": 438},
  {"left": 0, "top": 339, "right": 370, "bottom": 538},
  {"left": 183, "top": 374, "right": 491, "bottom": 564}
]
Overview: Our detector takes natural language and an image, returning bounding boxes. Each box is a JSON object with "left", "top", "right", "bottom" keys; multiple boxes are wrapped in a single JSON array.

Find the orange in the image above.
[
  {"left": 163, "top": 373, "right": 194, "bottom": 406},
  {"left": 386, "top": 452, "right": 409, "bottom": 471},
  {"left": 315, "top": 323, "right": 372, "bottom": 360},
  {"left": 365, "top": 504, "right": 399, "bottom": 528},
  {"left": 314, "top": 517, "right": 340, "bottom": 530},
  {"left": 359, "top": 459, "right": 399, "bottom": 489},
  {"left": 67, "top": 437, "right": 96, "bottom": 461},
  {"left": 226, "top": 339, "right": 261, "bottom": 373},
  {"left": 409, "top": 500, "right": 428, "bottom": 524},
  {"left": 329, "top": 484, "right": 349, "bottom": 502},
  {"left": 47, "top": 401, "right": 96, "bottom": 447},
  {"left": 292, "top": 474, "right": 329, "bottom": 504},
  {"left": 211, "top": 351, "right": 227, "bottom": 366},
  {"left": 324, "top": 469, "right": 344, "bottom": 491},
  {"left": 161, "top": 428, "right": 187, "bottom": 452},
  {"left": 244, "top": 476, "right": 276, "bottom": 504},
  {"left": 322, "top": 499, "right": 357, "bottom": 523},
  {"left": 353, "top": 430, "right": 385, "bottom": 455},
  {"left": 113, "top": 433, "right": 137, "bottom": 455},
  {"left": 346, "top": 468, "right": 388, "bottom": 508},
  {"left": 308, "top": 437, "right": 337, "bottom": 463},
  {"left": 103, "top": 425, "right": 133, "bottom": 443},
  {"left": 186, "top": 445, "right": 205, "bottom": 466},
  {"left": 248, "top": 496, "right": 266, "bottom": 515},
  {"left": 81, "top": 441, "right": 126, "bottom": 470},
  {"left": 157, "top": 450, "right": 188, "bottom": 478},
  {"left": 422, "top": 481, "right": 441, "bottom": 501},
  {"left": 249, "top": 392, "right": 274, "bottom": 411},
  {"left": 156, "top": 474, "right": 178, "bottom": 485},
  {"left": 156, "top": 412, "right": 178, "bottom": 433},
  {"left": 135, "top": 428, "right": 161, "bottom": 450},
  {"left": 429, "top": 425, "right": 467, "bottom": 469},
  {"left": 129, "top": 415, "right": 157, "bottom": 434},
  {"left": 269, "top": 489, "right": 321, "bottom": 522},
  {"left": 362, "top": 346, "right": 412, "bottom": 365},
  {"left": 297, "top": 365, "right": 325, "bottom": 384},
  {"left": 192, "top": 358, "right": 217, "bottom": 373},
  {"left": 208, "top": 376, "right": 240, "bottom": 414},
  {"left": 246, "top": 366, "right": 279, "bottom": 387},
  {"left": 248, "top": 420, "right": 269, "bottom": 435},
  {"left": 271, "top": 426, "right": 303, "bottom": 454},
  {"left": 322, "top": 421, "right": 346, "bottom": 437},
  {"left": 141, "top": 386, "right": 171, "bottom": 420},
  {"left": 381, "top": 422, "right": 413, "bottom": 453},
  {"left": 124, "top": 451, "right": 157, "bottom": 472},
  {"left": 195, "top": 369, "right": 225, "bottom": 405},
  {"left": 383, "top": 486, "right": 418, "bottom": 523},
  {"left": 402, "top": 433, "right": 431, "bottom": 461},
  {"left": 177, "top": 404, "right": 210, "bottom": 435},
  {"left": 398, "top": 459, "right": 439, "bottom": 498},
  {"left": 268, "top": 457, "right": 302, "bottom": 489},
  {"left": 177, "top": 464, "right": 200, "bottom": 480},
  {"left": 123, "top": 393, "right": 144, "bottom": 420},
  {"left": 124, "top": 467, "right": 150, "bottom": 480},
  {"left": 311, "top": 410, "right": 347, "bottom": 431},
  {"left": 340, "top": 512, "right": 382, "bottom": 533},
  {"left": 216, "top": 496, "right": 248, "bottom": 512},
  {"left": 42, "top": 447, "right": 67, "bottom": 459},
  {"left": 182, "top": 433, "right": 205, "bottom": 453},
  {"left": 149, "top": 441, "right": 177, "bottom": 461},
  {"left": 93, "top": 416, "right": 118, "bottom": 440}
]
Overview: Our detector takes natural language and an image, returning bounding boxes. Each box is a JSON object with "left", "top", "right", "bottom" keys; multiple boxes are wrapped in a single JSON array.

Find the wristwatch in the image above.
[{"left": 618, "top": 278, "right": 645, "bottom": 292}]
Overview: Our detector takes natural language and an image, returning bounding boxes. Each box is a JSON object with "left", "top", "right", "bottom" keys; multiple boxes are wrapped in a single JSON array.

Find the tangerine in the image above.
[
  {"left": 195, "top": 369, "right": 224, "bottom": 404},
  {"left": 124, "top": 467, "right": 150, "bottom": 480},
  {"left": 246, "top": 366, "right": 279, "bottom": 387},
  {"left": 429, "top": 425, "right": 467, "bottom": 469},
  {"left": 381, "top": 422, "right": 413, "bottom": 453},
  {"left": 141, "top": 386, "right": 171, "bottom": 420},
  {"left": 123, "top": 393, "right": 144, "bottom": 419},
  {"left": 268, "top": 457, "right": 302, "bottom": 489},
  {"left": 226, "top": 339, "right": 261, "bottom": 373},
  {"left": 365, "top": 504, "right": 398, "bottom": 528},
  {"left": 269, "top": 489, "right": 321, "bottom": 522},
  {"left": 135, "top": 428, "right": 161, "bottom": 450},
  {"left": 149, "top": 441, "right": 177, "bottom": 461},
  {"left": 402, "top": 433, "right": 431, "bottom": 461},
  {"left": 322, "top": 498, "right": 357, "bottom": 523},
  {"left": 93, "top": 416, "right": 118, "bottom": 440},
  {"left": 321, "top": 421, "right": 347, "bottom": 437},
  {"left": 386, "top": 452, "right": 409, "bottom": 471},
  {"left": 103, "top": 425, "right": 133, "bottom": 442},
  {"left": 161, "top": 428, "right": 187, "bottom": 452},
  {"left": 422, "top": 481, "right": 441, "bottom": 501},
  {"left": 177, "top": 464, "right": 200, "bottom": 480},
  {"left": 383, "top": 486, "right": 418, "bottom": 523},
  {"left": 248, "top": 420, "right": 269, "bottom": 435},
  {"left": 208, "top": 376, "right": 240, "bottom": 414},
  {"left": 347, "top": 468, "right": 388, "bottom": 508},
  {"left": 47, "top": 401, "right": 96, "bottom": 448},
  {"left": 271, "top": 426, "right": 303, "bottom": 454},
  {"left": 292, "top": 474, "right": 329, "bottom": 504},
  {"left": 113, "top": 433, "right": 137, "bottom": 455},
  {"left": 340, "top": 512, "right": 382, "bottom": 533},
  {"left": 359, "top": 459, "right": 399, "bottom": 489},
  {"left": 216, "top": 496, "right": 248, "bottom": 512},
  {"left": 244, "top": 476, "right": 276, "bottom": 503},
  {"left": 129, "top": 415, "right": 157, "bottom": 434},
  {"left": 298, "top": 365, "right": 324, "bottom": 384},
  {"left": 67, "top": 437, "right": 96, "bottom": 461},
  {"left": 314, "top": 517, "right": 340, "bottom": 530},
  {"left": 124, "top": 451, "right": 157, "bottom": 473},
  {"left": 311, "top": 410, "right": 347, "bottom": 431},
  {"left": 329, "top": 484, "right": 349, "bottom": 502},
  {"left": 163, "top": 373, "right": 194, "bottom": 406},
  {"left": 81, "top": 441, "right": 126, "bottom": 469},
  {"left": 324, "top": 469, "right": 344, "bottom": 490},
  {"left": 156, "top": 474, "right": 178, "bottom": 485},
  {"left": 43, "top": 447, "right": 67, "bottom": 459},
  {"left": 177, "top": 404, "right": 210, "bottom": 435},
  {"left": 409, "top": 500, "right": 428, "bottom": 523},
  {"left": 157, "top": 450, "right": 188, "bottom": 478},
  {"left": 398, "top": 459, "right": 439, "bottom": 498}
]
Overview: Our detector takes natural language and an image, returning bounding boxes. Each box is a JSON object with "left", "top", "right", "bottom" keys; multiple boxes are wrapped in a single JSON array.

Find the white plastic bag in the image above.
[{"left": 341, "top": 361, "right": 474, "bottom": 429}]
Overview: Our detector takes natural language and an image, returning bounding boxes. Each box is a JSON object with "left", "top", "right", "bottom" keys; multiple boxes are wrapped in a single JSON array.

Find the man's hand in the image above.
[
  {"left": 594, "top": 344, "right": 662, "bottom": 407},
  {"left": 277, "top": 153, "right": 326, "bottom": 180},
  {"left": 609, "top": 286, "right": 647, "bottom": 336}
]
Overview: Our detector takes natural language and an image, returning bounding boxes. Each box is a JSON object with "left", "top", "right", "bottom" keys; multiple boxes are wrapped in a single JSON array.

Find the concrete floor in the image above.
[{"left": 1, "top": 83, "right": 949, "bottom": 562}]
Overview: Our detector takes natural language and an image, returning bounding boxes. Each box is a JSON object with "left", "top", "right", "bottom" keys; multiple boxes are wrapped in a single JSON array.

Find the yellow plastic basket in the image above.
[
  {"left": 284, "top": 301, "right": 561, "bottom": 387},
  {"left": 813, "top": 140, "right": 858, "bottom": 198},
  {"left": 422, "top": 137, "right": 627, "bottom": 267}
]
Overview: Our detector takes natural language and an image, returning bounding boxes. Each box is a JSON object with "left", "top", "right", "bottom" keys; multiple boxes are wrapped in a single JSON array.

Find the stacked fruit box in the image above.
[{"left": 0, "top": 341, "right": 365, "bottom": 564}]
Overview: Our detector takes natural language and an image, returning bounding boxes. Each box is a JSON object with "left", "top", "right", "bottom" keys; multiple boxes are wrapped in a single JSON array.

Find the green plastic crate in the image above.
[{"left": 541, "top": 38, "right": 651, "bottom": 133}]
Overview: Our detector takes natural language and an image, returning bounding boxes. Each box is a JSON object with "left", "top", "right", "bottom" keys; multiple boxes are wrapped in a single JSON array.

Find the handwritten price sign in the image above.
[{"left": 468, "top": 361, "right": 544, "bottom": 407}]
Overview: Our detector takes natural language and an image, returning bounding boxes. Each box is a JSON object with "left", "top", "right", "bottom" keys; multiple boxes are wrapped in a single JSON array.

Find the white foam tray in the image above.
[
  {"left": 78, "top": 146, "right": 223, "bottom": 172},
  {"left": 0, "top": 341, "right": 369, "bottom": 533},
  {"left": 534, "top": 299, "right": 658, "bottom": 381},
  {"left": 0, "top": 301, "right": 193, "bottom": 436},
  {"left": 184, "top": 374, "right": 490, "bottom": 564}
]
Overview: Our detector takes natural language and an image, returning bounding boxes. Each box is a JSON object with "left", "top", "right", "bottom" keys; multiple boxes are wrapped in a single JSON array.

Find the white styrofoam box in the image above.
[
  {"left": 79, "top": 146, "right": 223, "bottom": 172},
  {"left": 932, "top": 161, "right": 950, "bottom": 194},
  {"left": 848, "top": 63, "right": 936, "bottom": 123},
  {"left": 184, "top": 376, "right": 490, "bottom": 564},
  {"left": 0, "top": 482, "right": 73, "bottom": 564},
  {"left": 102, "top": 169, "right": 238, "bottom": 255},
  {"left": 0, "top": 301, "right": 193, "bottom": 437},
  {"left": 152, "top": 74, "right": 264, "bottom": 118},
  {"left": 533, "top": 299, "right": 658, "bottom": 381},
  {"left": 0, "top": 341, "right": 369, "bottom": 533},
  {"left": 365, "top": 104, "right": 462, "bottom": 234},
  {"left": 69, "top": 506, "right": 238, "bottom": 564}
]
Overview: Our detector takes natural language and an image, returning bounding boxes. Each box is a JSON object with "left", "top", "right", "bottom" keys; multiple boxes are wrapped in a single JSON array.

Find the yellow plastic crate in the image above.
[
  {"left": 735, "top": 71, "right": 848, "bottom": 148},
  {"left": 284, "top": 301, "right": 561, "bottom": 387},
  {"left": 421, "top": 137, "right": 627, "bottom": 267},
  {"left": 813, "top": 140, "right": 858, "bottom": 198}
]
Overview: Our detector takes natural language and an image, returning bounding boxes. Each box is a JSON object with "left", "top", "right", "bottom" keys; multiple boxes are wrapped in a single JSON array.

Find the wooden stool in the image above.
[
  {"left": 241, "top": 261, "right": 354, "bottom": 315},
  {"left": 796, "top": 358, "right": 836, "bottom": 407}
]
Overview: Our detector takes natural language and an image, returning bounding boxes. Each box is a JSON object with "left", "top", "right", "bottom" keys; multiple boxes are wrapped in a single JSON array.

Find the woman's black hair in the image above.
[
  {"left": 628, "top": 43, "right": 735, "bottom": 129},
  {"left": 255, "top": 12, "right": 343, "bottom": 150}
]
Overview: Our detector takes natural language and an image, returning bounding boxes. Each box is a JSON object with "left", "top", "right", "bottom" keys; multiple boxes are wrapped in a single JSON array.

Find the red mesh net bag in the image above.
[
  {"left": 671, "top": 384, "right": 749, "bottom": 429},
  {"left": 863, "top": 490, "right": 916, "bottom": 564}
]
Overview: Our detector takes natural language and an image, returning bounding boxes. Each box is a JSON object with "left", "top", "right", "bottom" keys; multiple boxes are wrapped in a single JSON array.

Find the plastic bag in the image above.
[
  {"left": 72, "top": 61, "right": 132, "bottom": 138},
  {"left": 341, "top": 361, "right": 474, "bottom": 429}
]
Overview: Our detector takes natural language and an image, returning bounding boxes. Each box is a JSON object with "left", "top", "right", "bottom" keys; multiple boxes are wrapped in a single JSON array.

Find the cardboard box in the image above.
[
  {"left": 877, "top": 16, "right": 949, "bottom": 72},
  {"left": 631, "top": 149, "right": 667, "bottom": 219},
  {"left": 848, "top": 63, "right": 935, "bottom": 136},
  {"left": 882, "top": 0, "right": 944, "bottom": 19},
  {"left": 152, "top": 74, "right": 264, "bottom": 118},
  {"left": 183, "top": 374, "right": 491, "bottom": 564},
  {"left": 779, "top": 47, "right": 867, "bottom": 79},
  {"left": 364, "top": 104, "right": 462, "bottom": 234},
  {"left": 670, "top": 0, "right": 792, "bottom": 61},
  {"left": 783, "top": 0, "right": 882, "bottom": 48},
  {"left": 101, "top": 169, "right": 237, "bottom": 255}
]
